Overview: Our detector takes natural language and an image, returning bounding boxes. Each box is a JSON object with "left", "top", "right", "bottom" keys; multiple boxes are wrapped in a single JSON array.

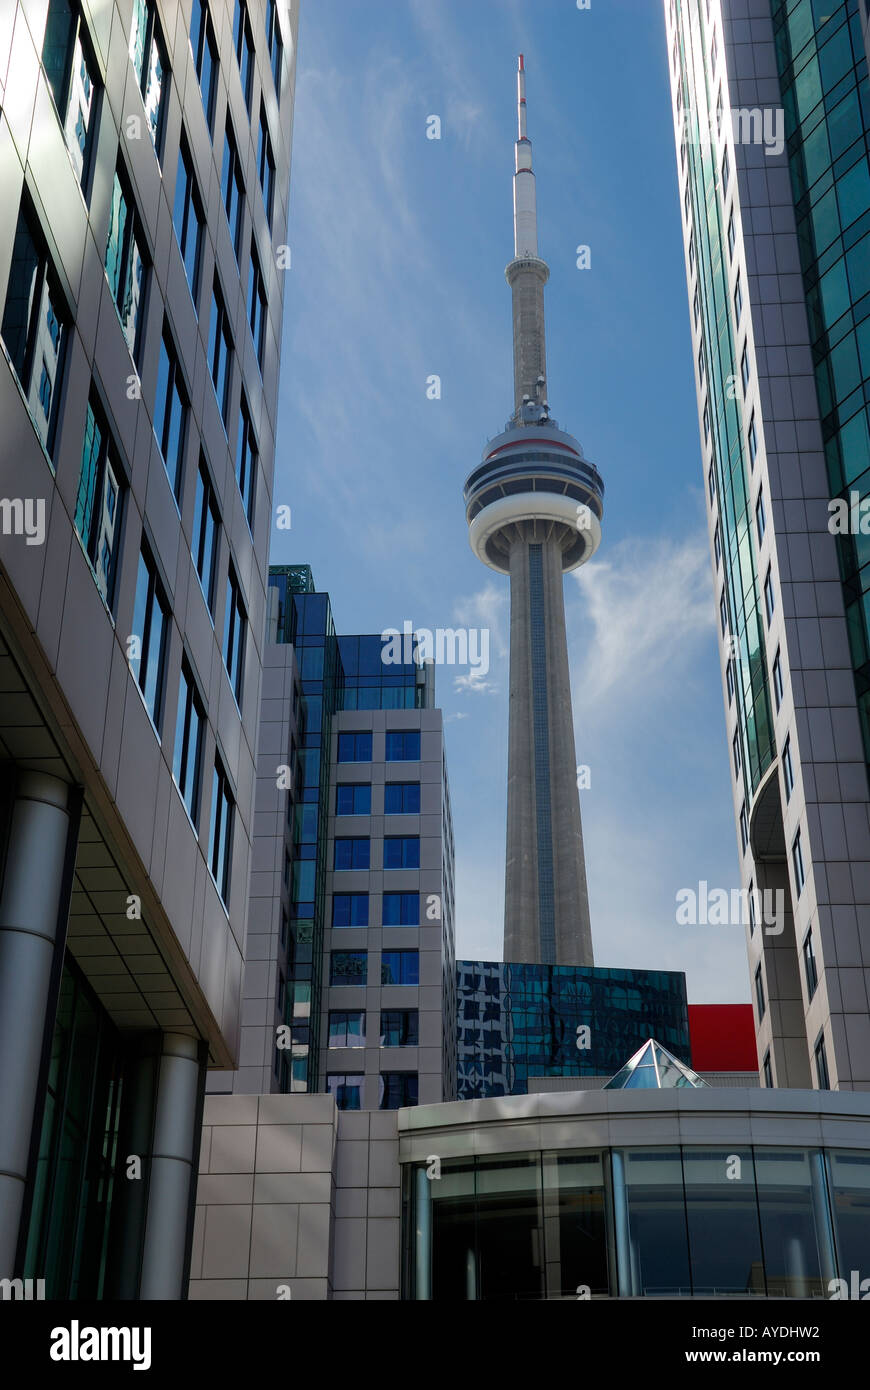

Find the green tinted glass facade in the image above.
[
  {"left": 22, "top": 956, "right": 123, "bottom": 1299},
  {"left": 771, "top": 0, "right": 870, "bottom": 765},
  {"left": 676, "top": 0, "right": 776, "bottom": 795}
]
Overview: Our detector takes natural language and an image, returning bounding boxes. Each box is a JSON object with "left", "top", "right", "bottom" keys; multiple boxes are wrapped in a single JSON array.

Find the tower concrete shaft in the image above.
[
  {"left": 505, "top": 534, "right": 593, "bottom": 965},
  {"left": 464, "top": 57, "right": 603, "bottom": 969}
]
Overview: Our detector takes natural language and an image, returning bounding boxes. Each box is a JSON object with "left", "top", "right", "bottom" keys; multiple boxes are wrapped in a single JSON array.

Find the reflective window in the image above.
[
  {"left": 154, "top": 326, "right": 187, "bottom": 500},
  {"left": 379, "top": 1072, "right": 417, "bottom": 1109},
  {"left": 223, "top": 564, "right": 246, "bottom": 705},
  {"left": 755, "top": 962, "right": 766, "bottom": 1019},
  {"left": 129, "top": 0, "right": 167, "bottom": 155},
  {"left": 190, "top": 0, "right": 217, "bottom": 132},
  {"left": 384, "top": 782, "right": 420, "bottom": 814},
  {"left": 772, "top": 647, "right": 784, "bottom": 709},
  {"left": 209, "top": 278, "right": 233, "bottom": 427},
  {"left": 173, "top": 134, "right": 203, "bottom": 305},
  {"left": 381, "top": 950, "right": 418, "bottom": 985},
  {"left": 233, "top": 1, "right": 254, "bottom": 113},
  {"left": 755, "top": 1149, "right": 825, "bottom": 1295},
  {"left": 682, "top": 1149, "right": 764, "bottom": 1296},
  {"left": 327, "top": 1073, "right": 363, "bottom": 1111},
  {"left": 792, "top": 827, "right": 805, "bottom": 895},
  {"left": 209, "top": 757, "right": 234, "bottom": 905},
  {"left": 1, "top": 200, "right": 68, "bottom": 452},
  {"left": 380, "top": 1010, "right": 418, "bottom": 1047},
  {"left": 335, "top": 784, "right": 371, "bottom": 815},
  {"left": 131, "top": 545, "right": 169, "bottom": 730},
  {"left": 829, "top": 1151, "right": 870, "bottom": 1273},
  {"left": 236, "top": 394, "right": 257, "bottom": 526},
  {"left": 332, "top": 893, "right": 369, "bottom": 927},
  {"left": 334, "top": 837, "right": 369, "bottom": 871},
  {"left": 384, "top": 836, "right": 420, "bottom": 870},
  {"left": 382, "top": 892, "right": 419, "bottom": 926},
  {"left": 330, "top": 950, "right": 367, "bottom": 986},
  {"left": 248, "top": 239, "right": 267, "bottom": 370},
  {"left": 105, "top": 165, "right": 147, "bottom": 363},
  {"left": 338, "top": 731, "right": 373, "bottom": 762},
  {"left": 221, "top": 120, "right": 245, "bottom": 259},
  {"left": 173, "top": 660, "right": 205, "bottom": 825},
  {"left": 192, "top": 457, "right": 219, "bottom": 614},
  {"left": 782, "top": 734, "right": 794, "bottom": 801},
  {"left": 74, "top": 393, "right": 124, "bottom": 607},
  {"left": 257, "top": 103, "right": 275, "bottom": 227},
  {"left": 328, "top": 1011, "right": 365, "bottom": 1048},
  {"left": 385, "top": 730, "right": 420, "bottom": 761},
  {"left": 42, "top": 0, "right": 100, "bottom": 188},
  {"left": 266, "top": 0, "right": 283, "bottom": 98},
  {"left": 803, "top": 928, "right": 818, "bottom": 1000}
]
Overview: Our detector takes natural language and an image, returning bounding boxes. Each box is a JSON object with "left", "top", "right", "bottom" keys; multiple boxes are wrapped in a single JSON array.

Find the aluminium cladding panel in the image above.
[{"left": 0, "top": 0, "right": 298, "bottom": 1063}]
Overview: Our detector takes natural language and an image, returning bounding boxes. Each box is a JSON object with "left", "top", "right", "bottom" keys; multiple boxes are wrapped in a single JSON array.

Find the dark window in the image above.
[
  {"left": 105, "top": 164, "right": 147, "bottom": 363},
  {"left": 223, "top": 564, "right": 246, "bottom": 705},
  {"left": 732, "top": 731, "right": 741, "bottom": 778},
  {"left": 803, "top": 929, "right": 818, "bottom": 1000},
  {"left": 236, "top": 393, "right": 257, "bottom": 526},
  {"left": 708, "top": 464, "right": 715, "bottom": 503},
  {"left": 721, "top": 146, "right": 730, "bottom": 193},
  {"left": 153, "top": 325, "right": 187, "bottom": 500},
  {"left": 247, "top": 239, "right": 267, "bottom": 370},
  {"left": 257, "top": 103, "right": 275, "bottom": 226},
  {"left": 727, "top": 209, "right": 735, "bottom": 259},
  {"left": 764, "top": 567, "right": 775, "bottom": 625},
  {"left": 209, "top": 757, "right": 234, "bottom": 905},
  {"left": 739, "top": 803, "right": 748, "bottom": 853},
  {"left": 762, "top": 1051, "right": 773, "bottom": 1087},
  {"left": 379, "top": 1072, "right": 417, "bottom": 1109},
  {"left": 792, "top": 829, "right": 805, "bottom": 895},
  {"left": 129, "top": 0, "right": 168, "bottom": 155},
  {"left": 782, "top": 735, "right": 794, "bottom": 801},
  {"left": 173, "top": 660, "right": 205, "bottom": 825},
  {"left": 714, "top": 524, "right": 721, "bottom": 569},
  {"left": 755, "top": 962, "right": 766, "bottom": 1020},
  {"left": 734, "top": 273, "right": 742, "bottom": 324},
  {"left": 748, "top": 881, "right": 757, "bottom": 936},
  {"left": 74, "top": 392, "right": 124, "bottom": 606},
  {"left": 385, "top": 730, "right": 420, "bottom": 761},
  {"left": 192, "top": 457, "right": 219, "bottom": 613},
  {"left": 380, "top": 1010, "right": 418, "bottom": 1047},
  {"left": 233, "top": 1, "right": 254, "bottom": 114},
  {"left": 266, "top": 0, "right": 283, "bottom": 97},
  {"left": 384, "top": 836, "right": 420, "bottom": 870},
  {"left": 221, "top": 120, "right": 245, "bottom": 259},
  {"left": 332, "top": 893, "right": 369, "bottom": 927},
  {"left": 338, "top": 731, "right": 373, "bottom": 762},
  {"left": 131, "top": 545, "right": 169, "bottom": 729},
  {"left": 814, "top": 1032, "right": 830, "bottom": 1090},
  {"left": 756, "top": 490, "right": 766, "bottom": 544},
  {"left": 748, "top": 411, "right": 758, "bottom": 464},
  {"left": 173, "top": 134, "right": 203, "bottom": 305},
  {"left": 772, "top": 648, "right": 784, "bottom": 710},
  {"left": 381, "top": 950, "right": 418, "bottom": 986},
  {"left": 330, "top": 951, "right": 367, "bottom": 986},
  {"left": 1, "top": 200, "right": 68, "bottom": 453},
  {"left": 328, "top": 1012, "right": 365, "bottom": 1048},
  {"left": 384, "top": 782, "right": 420, "bottom": 814},
  {"left": 335, "top": 784, "right": 371, "bottom": 815},
  {"left": 382, "top": 892, "right": 419, "bottom": 926},
  {"left": 190, "top": 0, "right": 217, "bottom": 132},
  {"left": 740, "top": 342, "right": 750, "bottom": 392},
  {"left": 327, "top": 1073, "right": 363, "bottom": 1110},
  {"left": 209, "top": 278, "right": 233, "bottom": 427},
  {"left": 42, "top": 0, "right": 100, "bottom": 188},
  {"left": 726, "top": 658, "right": 734, "bottom": 705},
  {"left": 334, "top": 838, "right": 370, "bottom": 871}
]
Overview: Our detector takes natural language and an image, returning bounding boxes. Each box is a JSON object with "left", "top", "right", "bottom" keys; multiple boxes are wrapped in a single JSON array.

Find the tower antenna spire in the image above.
[{"left": 507, "top": 56, "right": 549, "bottom": 419}]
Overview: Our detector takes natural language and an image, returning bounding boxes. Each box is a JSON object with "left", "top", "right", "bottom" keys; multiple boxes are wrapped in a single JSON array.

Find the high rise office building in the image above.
[
  {"left": 463, "top": 57, "right": 604, "bottom": 968},
  {"left": 0, "top": 0, "right": 297, "bottom": 1298},
  {"left": 666, "top": 0, "right": 870, "bottom": 1088},
  {"left": 216, "top": 564, "right": 457, "bottom": 1107}
]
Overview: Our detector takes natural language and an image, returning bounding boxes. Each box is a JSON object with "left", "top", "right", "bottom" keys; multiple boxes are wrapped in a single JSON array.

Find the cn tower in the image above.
[{"left": 463, "top": 57, "right": 604, "bottom": 966}]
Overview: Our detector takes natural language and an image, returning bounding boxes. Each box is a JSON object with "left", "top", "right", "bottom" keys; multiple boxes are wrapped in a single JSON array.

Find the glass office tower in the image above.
[{"left": 666, "top": 0, "right": 870, "bottom": 1091}]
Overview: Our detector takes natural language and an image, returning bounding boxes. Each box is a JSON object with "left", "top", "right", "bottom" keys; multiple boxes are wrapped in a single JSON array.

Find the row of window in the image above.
[
  {"left": 333, "top": 892, "right": 421, "bottom": 927},
  {"left": 327, "top": 1072, "right": 417, "bottom": 1112},
  {"left": 328, "top": 1009, "right": 418, "bottom": 1048},
  {"left": 333, "top": 837, "right": 420, "bottom": 871},
  {"left": 336, "top": 782, "right": 421, "bottom": 814},
  {"left": 330, "top": 950, "right": 419, "bottom": 986},
  {"left": 337, "top": 730, "right": 422, "bottom": 762}
]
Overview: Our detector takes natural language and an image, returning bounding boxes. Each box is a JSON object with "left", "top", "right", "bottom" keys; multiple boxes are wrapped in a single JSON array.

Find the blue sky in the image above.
[{"left": 271, "top": 0, "right": 751, "bottom": 1003}]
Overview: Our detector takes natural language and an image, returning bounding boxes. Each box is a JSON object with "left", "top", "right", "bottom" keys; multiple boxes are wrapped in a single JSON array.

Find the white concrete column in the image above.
[{"left": 0, "top": 772, "right": 74, "bottom": 1274}]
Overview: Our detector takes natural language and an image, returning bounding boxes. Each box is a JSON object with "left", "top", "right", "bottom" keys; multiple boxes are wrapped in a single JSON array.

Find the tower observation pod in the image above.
[{"left": 463, "top": 57, "right": 604, "bottom": 967}]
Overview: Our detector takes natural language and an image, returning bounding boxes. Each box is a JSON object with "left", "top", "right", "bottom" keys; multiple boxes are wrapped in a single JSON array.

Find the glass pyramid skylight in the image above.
[{"left": 603, "top": 1039, "right": 708, "bottom": 1090}]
